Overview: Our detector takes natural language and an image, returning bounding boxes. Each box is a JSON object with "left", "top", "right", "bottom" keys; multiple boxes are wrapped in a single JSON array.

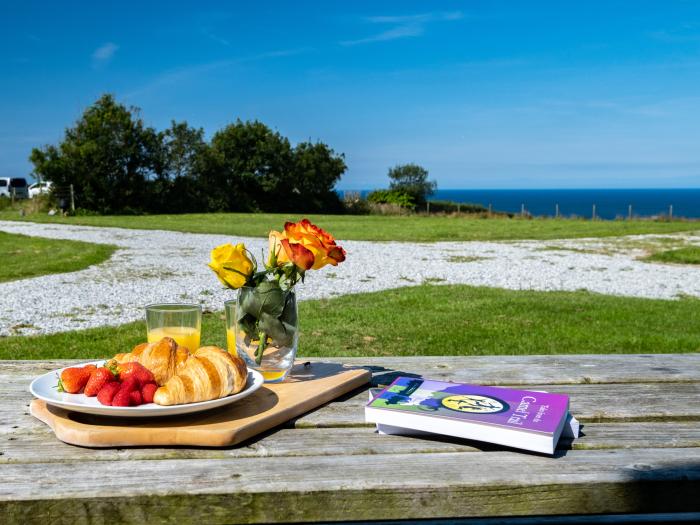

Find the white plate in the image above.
[{"left": 29, "top": 361, "right": 264, "bottom": 417}]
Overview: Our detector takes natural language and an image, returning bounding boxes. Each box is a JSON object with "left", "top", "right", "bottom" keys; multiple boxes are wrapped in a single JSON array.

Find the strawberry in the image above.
[
  {"left": 111, "top": 386, "right": 133, "bottom": 407},
  {"left": 118, "top": 362, "right": 156, "bottom": 388},
  {"left": 84, "top": 367, "right": 116, "bottom": 397},
  {"left": 129, "top": 390, "right": 143, "bottom": 406},
  {"left": 96, "top": 382, "right": 121, "bottom": 406},
  {"left": 120, "top": 376, "right": 140, "bottom": 394},
  {"left": 57, "top": 367, "right": 91, "bottom": 394},
  {"left": 141, "top": 383, "right": 158, "bottom": 404}
]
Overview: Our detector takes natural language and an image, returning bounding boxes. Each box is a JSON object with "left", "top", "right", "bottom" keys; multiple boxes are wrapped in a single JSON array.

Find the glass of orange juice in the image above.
[
  {"left": 225, "top": 300, "right": 236, "bottom": 355},
  {"left": 146, "top": 303, "right": 201, "bottom": 351}
]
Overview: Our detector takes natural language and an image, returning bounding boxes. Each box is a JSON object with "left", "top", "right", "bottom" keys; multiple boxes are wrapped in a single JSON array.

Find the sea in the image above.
[{"left": 343, "top": 189, "right": 700, "bottom": 220}]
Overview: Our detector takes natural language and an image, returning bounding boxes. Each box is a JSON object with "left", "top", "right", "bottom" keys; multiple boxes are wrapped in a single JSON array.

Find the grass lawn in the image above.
[
  {"left": 645, "top": 246, "right": 700, "bottom": 265},
  {"left": 0, "top": 231, "right": 116, "bottom": 283},
  {"left": 2, "top": 284, "right": 698, "bottom": 360},
  {"left": 1, "top": 211, "right": 698, "bottom": 242}
]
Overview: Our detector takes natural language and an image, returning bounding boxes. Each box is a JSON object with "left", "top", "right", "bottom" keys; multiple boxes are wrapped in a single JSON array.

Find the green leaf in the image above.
[
  {"left": 258, "top": 312, "right": 295, "bottom": 348},
  {"left": 240, "top": 314, "right": 259, "bottom": 337},
  {"left": 280, "top": 293, "right": 298, "bottom": 326},
  {"left": 237, "top": 284, "right": 295, "bottom": 347},
  {"left": 240, "top": 282, "right": 285, "bottom": 318}
]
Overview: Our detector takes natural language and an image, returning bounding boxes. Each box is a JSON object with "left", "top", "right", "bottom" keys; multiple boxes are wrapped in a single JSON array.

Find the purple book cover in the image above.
[{"left": 367, "top": 377, "right": 569, "bottom": 435}]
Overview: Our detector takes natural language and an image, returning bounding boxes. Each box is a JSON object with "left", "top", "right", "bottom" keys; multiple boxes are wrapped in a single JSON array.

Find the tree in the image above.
[
  {"left": 288, "top": 141, "right": 346, "bottom": 212},
  {"left": 30, "top": 94, "right": 159, "bottom": 214},
  {"left": 202, "top": 120, "right": 294, "bottom": 212},
  {"left": 157, "top": 121, "right": 206, "bottom": 181},
  {"left": 152, "top": 121, "right": 208, "bottom": 212},
  {"left": 387, "top": 163, "right": 436, "bottom": 206},
  {"left": 29, "top": 95, "right": 348, "bottom": 214}
]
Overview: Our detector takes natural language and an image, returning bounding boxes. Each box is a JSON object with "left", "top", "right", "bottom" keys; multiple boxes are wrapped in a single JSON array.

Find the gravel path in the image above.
[{"left": 2, "top": 220, "right": 700, "bottom": 336}]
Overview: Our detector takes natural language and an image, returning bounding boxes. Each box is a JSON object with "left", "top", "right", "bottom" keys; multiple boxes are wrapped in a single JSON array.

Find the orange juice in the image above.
[
  {"left": 226, "top": 327, "right": 236, "bottom": 355},
  {"left": 258, "top": 368, "right": 288, "bottom": 381},
  {"left": 148, "top": 326, "right": 200, "bottom": 351}
]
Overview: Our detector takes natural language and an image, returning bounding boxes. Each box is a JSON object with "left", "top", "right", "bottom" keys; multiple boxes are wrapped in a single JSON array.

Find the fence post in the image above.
[
  {"left": 555, "top": 203, "right": 559, "bottom": 218},
  {"left": 592, "top": 204, "right": 596, "bottom": 220},
  {"left": 70, "top": 184, "right": 75, "bottom": 212},
  {"left": 521, "top": 203, "right": 525, "bottom": 217},
  {"left": 669, "top": 204, "right": 673, "bottom": 219},
  {"left": 426, "top": 201, "right": 430, "bottom": 214},
  {"left": 11, "top": 187, "right": 15, "bottom": 205},
  {"left": 488, "top": 203, "right": 492, "bottom": 215},
  {"left": 457, "top": 203, "right": 461, "bottom": 214},
  {"left": 628, "top": 204, "right": 632, "bottom": 220}
]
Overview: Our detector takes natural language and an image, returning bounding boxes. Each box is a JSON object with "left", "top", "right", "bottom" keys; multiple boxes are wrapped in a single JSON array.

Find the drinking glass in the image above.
[
  {"left": 227, "top": 289, "right": 298, "bottom": 383},
  {"left": 225, "top": 300, "right": 237, "bottom": 356},
  {"left": 145, "top": 303, "right": 201, "bottom": 351}
]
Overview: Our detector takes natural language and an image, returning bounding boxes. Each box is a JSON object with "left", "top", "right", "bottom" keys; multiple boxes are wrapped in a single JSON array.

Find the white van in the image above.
[{"left": 0, "top": 178, "right": 29, "bottom": 199}]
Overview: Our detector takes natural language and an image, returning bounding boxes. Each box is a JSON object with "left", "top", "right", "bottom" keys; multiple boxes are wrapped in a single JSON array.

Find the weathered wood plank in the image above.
[
  {"left": 293, "top": 382, "right": 700, "bottom": 427},
  {"left": 2, "top": 422, "right": 700, "bottom": 464},
  {"left": 2, "top": 448, "right": 700, "bottom": 524},
  {"left": 2, "top": 381, "right": 699, "bottom": 448},
  {"left": 3, "top": 354, "right": 700, "bottom": 385},
  {"left": 3, "top": 382, "right": 699, "bottom": 433}
]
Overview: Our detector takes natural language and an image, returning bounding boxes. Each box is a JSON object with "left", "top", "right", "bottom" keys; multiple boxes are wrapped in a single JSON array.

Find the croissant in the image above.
[
  {"left": 153, "top": 346, "right": 248, "bottom": 406},
  {"left": 112, "top": 337, "right": 190, "bottom": 386}
]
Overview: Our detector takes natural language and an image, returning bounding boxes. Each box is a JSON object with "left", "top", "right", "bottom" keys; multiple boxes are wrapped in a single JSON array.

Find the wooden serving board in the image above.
[{"left": 30, "top": 361, "right": 370, "bottom": 448}]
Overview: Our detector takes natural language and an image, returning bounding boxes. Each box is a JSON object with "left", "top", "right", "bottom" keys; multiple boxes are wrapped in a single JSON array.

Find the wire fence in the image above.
[
  {"left": 422, "top": 201, "right": 686, "bottom": 220},
  {"left": 50, "top": 185, "right": 76, "bottom": 212}
]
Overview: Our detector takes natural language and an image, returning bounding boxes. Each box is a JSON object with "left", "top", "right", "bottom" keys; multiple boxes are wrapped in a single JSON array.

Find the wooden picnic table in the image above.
[{"left": 2, "top": 354, "right": 700, "bottom": 524}]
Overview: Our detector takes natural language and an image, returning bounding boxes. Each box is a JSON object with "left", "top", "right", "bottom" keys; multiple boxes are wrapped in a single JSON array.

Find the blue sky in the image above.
[{"left": 2, "top": 1, "right": 700, "bottom": 189}]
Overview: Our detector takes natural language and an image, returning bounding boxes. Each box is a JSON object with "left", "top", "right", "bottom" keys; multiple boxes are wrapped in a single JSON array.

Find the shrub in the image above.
[
  {"left": 342, "top": 191, "right": 371, "bottom": 215},
  {"left": 0, "top": 196, "right": 13, "bottom": 211},
  {"left": 367, "top": 202, "right": 410, "bottom": 215},
  {"left": 387, "top": 163, "right": 436, "bottom": 206},
  {"left": 425, "top": 200, "right": 488, "bottom": 214},
  {"left": 367, "top": 189, "right": 416, "bottom": 209}
]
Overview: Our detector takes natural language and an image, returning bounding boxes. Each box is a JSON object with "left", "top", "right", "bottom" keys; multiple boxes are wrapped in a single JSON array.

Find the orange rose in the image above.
[{"left": 268, "top": 219, "right": 345, "bottom": 271}]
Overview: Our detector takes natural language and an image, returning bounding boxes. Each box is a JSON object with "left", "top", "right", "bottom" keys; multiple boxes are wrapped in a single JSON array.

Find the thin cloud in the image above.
[
  {"left": 649, "top": 24, "right": 700, "bottom": 43},
  {"left": 92, "top": 42, "right": 118, "bottom": 67},
  {"left": 341, "top": 25, "right": 424, "bottom": 46},
  {"left": 367, "top": 11, "right": 463, "bottom": 24},
  {"left": 124, "top": 47, "right": 311, "bottom": 99},
  {"left": 202, "top": 27, "right": 231, "bottom": 47},
  {"left": 341, "top": 11, "right": 463, "bottom": 46}
]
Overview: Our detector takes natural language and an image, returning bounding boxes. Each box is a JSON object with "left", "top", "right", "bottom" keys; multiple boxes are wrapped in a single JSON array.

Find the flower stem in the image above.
[{"left": 255, "top": 330, "right": 267, "bottom": 365}]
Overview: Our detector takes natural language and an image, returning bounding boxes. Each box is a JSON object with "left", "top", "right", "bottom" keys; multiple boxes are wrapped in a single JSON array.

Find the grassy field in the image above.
[
  {"left": 645, "top": 246, "right": 700, "bottom": 265},
  {"left": 2, "top": 284, "right": 698, "bottom": 360},
  {"left": 1, "top": 211, "right": 698, "bottom": 242},
  {"left": 0, "top": 231, "right": 115, "bottom": 283}
]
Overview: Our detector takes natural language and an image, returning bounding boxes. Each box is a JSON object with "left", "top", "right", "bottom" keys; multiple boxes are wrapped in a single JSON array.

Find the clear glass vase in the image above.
[{"left": 226, "top": 286, "right": 298, "bottom": 383}]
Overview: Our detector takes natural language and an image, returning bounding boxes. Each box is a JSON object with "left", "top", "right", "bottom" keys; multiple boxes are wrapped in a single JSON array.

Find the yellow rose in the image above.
[{"left": 208, "top": 243, "right": 254, "bottom": 289}]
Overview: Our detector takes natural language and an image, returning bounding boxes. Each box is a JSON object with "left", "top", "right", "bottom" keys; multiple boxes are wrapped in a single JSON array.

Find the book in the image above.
[
  {"left": 365, "top": 377, "right": 575, "bottom": 455},
  {"left": 368, "top": 388, "right": 580, "bottom": 441}
]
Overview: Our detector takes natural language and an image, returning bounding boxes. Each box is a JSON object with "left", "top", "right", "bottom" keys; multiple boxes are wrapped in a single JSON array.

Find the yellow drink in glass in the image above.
[
  {"left": 145, "top": 303, "right": 202, "bottom": 351},
  {"left": 148, "top": 326, "right": 200, "bottom": 351},
  {"left": 226, "top": 326, "right": 236, "bottom": 356}
]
